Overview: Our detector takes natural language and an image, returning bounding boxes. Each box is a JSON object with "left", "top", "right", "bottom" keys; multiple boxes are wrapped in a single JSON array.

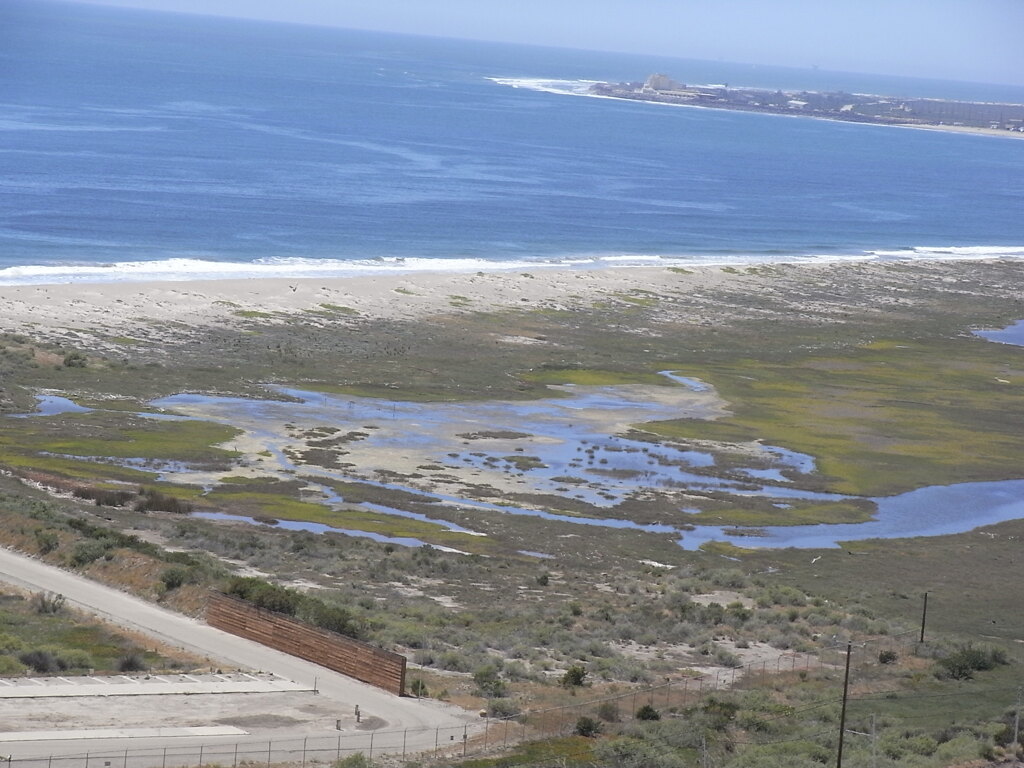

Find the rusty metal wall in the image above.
[{"left": 206, "top": 591, "right": 406, "bottom": 695}]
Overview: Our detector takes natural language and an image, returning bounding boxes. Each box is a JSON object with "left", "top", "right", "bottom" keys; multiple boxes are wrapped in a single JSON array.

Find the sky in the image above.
[{"left": 64, "top": 0, "right": 1024, "bottom": 86}]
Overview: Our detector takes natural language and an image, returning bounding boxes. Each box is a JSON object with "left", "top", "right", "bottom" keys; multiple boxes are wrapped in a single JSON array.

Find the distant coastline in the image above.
[{"left": 587, "top": 74, "right": 1024, "bottom": 138}]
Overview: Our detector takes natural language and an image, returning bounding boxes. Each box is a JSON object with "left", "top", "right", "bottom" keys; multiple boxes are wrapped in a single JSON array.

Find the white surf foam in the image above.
[
  {"left": 1, "top": 247, "right": 1021, "bottom": 286},
  {"left": 486, "top": 77, "right": 601, "bottom": 97}
]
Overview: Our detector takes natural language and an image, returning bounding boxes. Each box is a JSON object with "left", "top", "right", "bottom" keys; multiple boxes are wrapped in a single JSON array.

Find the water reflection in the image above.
[
  {"left": 193, "top": 511, "right": 469, "bottom": 553},
  {"left": 977, "top": 319, "right": 1024, "bottom": 346},
  {"left": 10, "top": 395, "right": 92, "bottom": 418},
  {"left": 679, "top": 479, "right": 1024, "bottom": 550}
]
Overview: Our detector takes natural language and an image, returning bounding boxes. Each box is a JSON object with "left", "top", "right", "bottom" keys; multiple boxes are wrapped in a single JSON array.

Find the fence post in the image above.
[
  {"left": 162, "top": 747, "right": 167, "bottom": 768},
  {"left": 267, "top": 741, "right": 272, "bottom": 768},
  {"left": 198, "top": 745, "right": 203, "bottom": 768},
  {"left": 369, "top": 730, "right": 374, "bottom": 759},
  {"left": 234, "top": 743, "right": 239, "bottom": 768},
  {"left": 301, "top": 737, "right": 307, "bottom": 768},
  {"left": 336, "top": 733, "right": 341, "bottom": 761},
  {"left": 403, "top": 729, "right": 408, "bottom": 759}
]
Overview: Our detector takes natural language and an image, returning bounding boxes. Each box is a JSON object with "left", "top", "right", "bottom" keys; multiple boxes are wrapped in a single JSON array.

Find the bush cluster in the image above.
[
  {"left": 934, "top": 644, "right": 1008, "bottom": 680},
  {"left": 223, "top": 576, "right": 368, "bottom": 640},
  {"left": 18, "top": 647, "right": 94, "bottom": 674}
]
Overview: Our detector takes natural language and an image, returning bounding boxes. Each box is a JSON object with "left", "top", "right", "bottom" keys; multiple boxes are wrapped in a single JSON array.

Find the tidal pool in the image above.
[
  {"left": 10, "top": 395, "right": 92, "bottom": 418},
  {"left": 977, "top": 319, "right": 1024, "bottom": 346}
]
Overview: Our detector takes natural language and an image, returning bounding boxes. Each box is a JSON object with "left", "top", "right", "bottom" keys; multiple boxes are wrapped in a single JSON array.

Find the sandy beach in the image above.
[
  {"left": 0, "top": 259, "right": 1002, "bottom": 349},
  {"left": 0, "top": 265, "right": 746, "bottom": 348}
]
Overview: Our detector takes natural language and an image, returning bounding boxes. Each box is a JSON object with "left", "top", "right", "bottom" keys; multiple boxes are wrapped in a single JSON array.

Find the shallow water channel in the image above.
[{"left": 15, "top": 341, "right": 1024, "bottom": 551}]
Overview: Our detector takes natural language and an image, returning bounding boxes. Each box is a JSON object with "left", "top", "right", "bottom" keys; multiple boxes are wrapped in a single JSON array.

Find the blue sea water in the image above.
[{"left": 3, "top": 0, "right": 1024, "bottom": 284}]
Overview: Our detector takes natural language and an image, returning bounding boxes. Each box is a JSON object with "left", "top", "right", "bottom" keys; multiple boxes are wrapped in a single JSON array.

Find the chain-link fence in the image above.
[{"left": 5, "top": 723, "right": 485, "bottom": 768}]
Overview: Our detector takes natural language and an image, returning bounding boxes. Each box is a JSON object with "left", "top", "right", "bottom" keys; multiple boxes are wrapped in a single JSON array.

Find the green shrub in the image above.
[
  {"left": 597, "top": 700, "right": 621, "bottom": 722},
  {"left": 223, "top": 577, "right": 367, "bottom": 639},
  {"left": 935, "top": 644, "right": 1008, "bottom": 680},
  {"left": 473, "top": 664, "right": 507, "bottom": 698},
  {"left": 117, "top": 652, "right": 148, "bottom": 673},
  {"left": 34, "top": 530, "right": 59, "bottom": 554},
  {"left": 135, "top": 487, "right": 192, "bottom": 514},
  {"left": 31, "top": 591, "right": 65, "bottom": 614},
  {"left": 70, "top": 540, "right": 109, "bottom": 567},
  {"left": 73, "top": 487, "right": 134, "bottom": 507},
  {"left": 0, "top": 655, "right": 26, "bottom": 675},
  {"left": 19, "top": 648, "right": 63, "bottom": 674},
  {"left": 437, "top": 651, "right": 471, "bottom": 672},
  {"left": 60, "top": 649, "right": 95, "bottom": 671},
  {"left": 636, "top": 704, "right": 661, "bottom": 721},
  {"left": 409, "top": 678, "right": 428, "bottom": 697},
  {"left": 0, "top": 632, "right": 25, "bottom": 653},
  {"left": 575, "top": 716, "right": 602, "bottom": 737},
  {"left": 224, "top": 577, "right": 302, "bottom": 615},
  {"left": 561, "top": 664, "right": 587, "bottom": 689},
  {"left": 159, "top": 566, "right": 193, "bottom": 591},
  {"left": 487, "top": 698, "right": 520, "bottom": 718},
  {"left": 297, "top": 600, "right": 366, "bottom": 641},
  {"left": 62, "top": 351, "right": 87, "bottom": 368}
]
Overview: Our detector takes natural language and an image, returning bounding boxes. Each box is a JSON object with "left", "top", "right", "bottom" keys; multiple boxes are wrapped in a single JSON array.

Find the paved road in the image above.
[{"left": 0, "top": 546, "right": 475, "bottom": 762}]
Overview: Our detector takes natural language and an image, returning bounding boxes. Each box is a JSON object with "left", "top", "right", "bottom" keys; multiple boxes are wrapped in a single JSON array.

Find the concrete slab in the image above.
[
  {"left": 0, "top": 726, "right": 248, "bottom": 742},
  {"left": 0, "top": 673, "right": 308, "bottom": 698}
]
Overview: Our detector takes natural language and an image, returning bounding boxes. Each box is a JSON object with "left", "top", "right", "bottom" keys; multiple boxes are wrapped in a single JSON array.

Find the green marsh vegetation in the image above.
[{"left": 644, "top": 336, "right": 1024, "bottom": 496}]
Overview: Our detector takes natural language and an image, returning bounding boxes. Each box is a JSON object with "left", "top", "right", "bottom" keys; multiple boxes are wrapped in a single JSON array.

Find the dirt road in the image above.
[{"left": 0, "top": 546, "right": 474, "bottom": 761}]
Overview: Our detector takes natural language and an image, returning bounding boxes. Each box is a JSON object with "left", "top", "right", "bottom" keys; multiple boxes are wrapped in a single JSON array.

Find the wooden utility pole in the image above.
[
  {"left": 1014, "top": 686, "right": 1022, "bottom": 751},
  {"left": 837, "top": 643, "right": 852, "bottom": 768},
  {"left": 871, "top": 713, "right": 878, "bottom": 768},
  {"left": 919, "top": 592, "right": 929, "bottom": 643}
]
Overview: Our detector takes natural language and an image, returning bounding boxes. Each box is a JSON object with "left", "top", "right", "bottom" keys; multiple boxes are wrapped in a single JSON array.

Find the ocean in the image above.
[{"left": 3, "top": 0, "right": 1024, "bottom": 285}]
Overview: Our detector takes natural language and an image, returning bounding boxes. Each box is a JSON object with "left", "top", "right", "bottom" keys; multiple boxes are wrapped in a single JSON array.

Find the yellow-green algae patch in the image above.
[
  {"left": 523, "top": 368, "right": 670, "bottom": 387},
  {"left": 0, "top": 454, "right": 155, "bottom": 483},
  {"left": 680, "top": 499, "right": 876, "bottom": 528},
  {"left": 0, "top": 412, "right": 241, "bottom": 464},
  {"left": 643, "top": 337, "right": 1024, "bottom": 497},
  {"left": 203, "top": 489, "right": 498, "bottom": 554}
]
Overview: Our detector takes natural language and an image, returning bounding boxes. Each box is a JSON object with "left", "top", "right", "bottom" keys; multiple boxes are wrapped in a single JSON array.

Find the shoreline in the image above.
[
  {"left": 3, "top": 247, "right": 1024, "bottom": 289},
  {"left": 494, "top": 79, "right": 1024, "bottom": 141},
  {"left": 2, "top": 258, "right": 1022, "bottom": 346}
]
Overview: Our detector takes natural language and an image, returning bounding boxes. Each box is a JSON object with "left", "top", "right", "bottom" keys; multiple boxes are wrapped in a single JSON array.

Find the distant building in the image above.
[{"left": 643, "top": 73, "right": 683, "bottom": 93}]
